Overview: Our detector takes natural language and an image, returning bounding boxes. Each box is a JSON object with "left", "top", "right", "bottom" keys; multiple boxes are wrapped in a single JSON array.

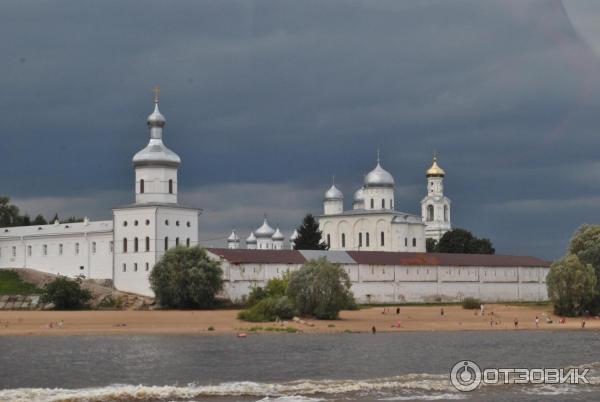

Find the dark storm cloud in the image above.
[{"left": 2, "top": 0, "right": 599, "bottom": 258}]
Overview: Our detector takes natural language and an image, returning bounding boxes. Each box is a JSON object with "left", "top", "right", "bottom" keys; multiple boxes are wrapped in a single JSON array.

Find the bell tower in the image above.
[{"left": 420, "top": 152, "right": 451, "bottom": 241}]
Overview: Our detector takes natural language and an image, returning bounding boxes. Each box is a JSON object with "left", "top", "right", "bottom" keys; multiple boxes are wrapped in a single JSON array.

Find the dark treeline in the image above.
[{"left": 0, "top": 197, "right": 83, "bottom": 228}]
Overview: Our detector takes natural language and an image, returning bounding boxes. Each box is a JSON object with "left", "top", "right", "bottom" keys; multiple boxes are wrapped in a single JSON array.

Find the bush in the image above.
[
  {"left": 286, "top": 257, "right": 355, "bottom": 319},
  {"left": 237, "top": 296, "right": 296, "bottom": 322},
  {"left": 246, "top": 286, "right": 268, "bottom": 307},
  {"left": 245, "top": 277, "right": 289, "bottom": 308},
  {"left": 462, "top": 297, "right": 481, "bottom": 309},
  {"left": 41, "top": 276, "right": 92, "bottom": 310},
  {"left": 149, "top": 246, "right": 223, "bottom": 309}
]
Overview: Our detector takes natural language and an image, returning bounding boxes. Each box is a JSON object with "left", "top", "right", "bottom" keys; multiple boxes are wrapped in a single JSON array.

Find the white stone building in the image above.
[
  {"left": 0, "top": 93, "right": 200, "bottom": 297},
  {"left": 420, "top": 154, "right": 451, "bottom": 241}
]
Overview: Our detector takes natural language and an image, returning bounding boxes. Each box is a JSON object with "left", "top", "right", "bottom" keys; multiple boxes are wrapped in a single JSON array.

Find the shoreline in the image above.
[{"left": 0, "top": 304, "right": 596, "bottom": 337}]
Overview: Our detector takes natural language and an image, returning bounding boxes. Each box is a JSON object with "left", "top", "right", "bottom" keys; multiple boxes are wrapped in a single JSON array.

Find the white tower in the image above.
[
  {"left": 289, "top": 229, "right": 298, "bottom": 250},
  {"left": 363, "top": 151, "right": 395, "bottom": 211},
  {"left": 227, "top": 229, "right": 240, "bottom": 249},
  {"left": 420, "top": 153, "right": 451, "bottom": 241},
  {"left": 113, "top": 88, "right": 200, "bottom": 296},
  {"left": 246, "top": 232, "right": 257, "bottom": 250},
  {"left": 323, "top": 177, "right": 344, "bottom": 215}
]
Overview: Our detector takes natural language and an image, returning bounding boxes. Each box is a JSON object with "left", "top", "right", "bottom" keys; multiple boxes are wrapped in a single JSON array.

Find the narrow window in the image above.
[
  {"left": 341, "top": 233, "right": 346, "bottom": 248},
  {"left": 134, "top": 237, "right": 139, "bottom": 252},
  {"left": 168, "top": 179, "right": 173, "bottom": 194},
  {"left": 370, "top": 199, "right": 374, "bottom": 209},
  {"left": 427, "top": 205, "right": 434, "bottom": 222},
  {"left": 164, "top": 237, "right": 169, "bottom": 251},
  {"left": 366, "top": 232, "right": 370, "bottom": 247},
  {"left": 381, "top": 232, "right": 385, "bottom": 246},
  {"left": 175, "top": 237, "right": 179, "bottom": 246},
  {"left": 109, "top": 241, "right": 114, "bottom": 253},
  {"left": 444, "top": 205, "right": 448, "bottom": 222},
  {"left": 140, "top": 179, "right": 144, "bottom": 194},
  {"left": 59, "top": 244, "right": 63, "bottom": 256},
  {"left": 327, "top": 234, "right": 331, "bottom": 246},
  {"left": 27, "top": 245, "right": 32, "bottom": 256},
  {"left": 390, "top": 199, "right": 393, "bottom": 209},
  {"left": 12, "top": 246, "right": 16, "bottom": 257},
  {"left": 412, "top": 238, "right": 417, "bottom": 247},
  {"left": 145, "top": 236, "right": 150, "bottom": 252},
  {"left": 75, "top": 243, "right": 79, "bottom": 255},
  {"left": 359, "top": 233, "right": 363, "bottom": 247},
  {"left": 92, "top": 242, "right": 96, "bottom": 253},
  {"left": 145, "top": 262, "right": 149, "bottom": 271},
  {"left": 122, "top": 263, "right": 126, "bottom": 272},
  {"left": 43, "top": 245, "right": 47, "bottom": 256},
  {"left": 186, "top": 238, "right": 190, "bottom": 247},
  {"left": 134, "top": 263, "right": 138, "bottom": 272},
  {"left": 405, "top": 237, "right": 408, "bottom": 247},
  {"left": 123, "top": 238, "right": 128, "bottom": 253},
  {"left": 381, "top": 199, "right": 385, "bottom": 209}
]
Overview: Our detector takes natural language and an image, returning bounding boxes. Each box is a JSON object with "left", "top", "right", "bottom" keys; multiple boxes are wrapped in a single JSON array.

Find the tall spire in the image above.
[
  {"left": 377, "top": 149, "right": 381, "bottom": 164},
  {"left": 147, "top": 86, "right": 166, "bottom": 138},
  {"left": 153, "top": 85, "right": 160, "bottom": 104}
]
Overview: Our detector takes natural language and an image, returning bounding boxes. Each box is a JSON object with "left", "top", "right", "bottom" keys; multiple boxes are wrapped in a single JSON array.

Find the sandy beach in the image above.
[{"left": 0, "top": 304, "right": 595, "bottom": 336}]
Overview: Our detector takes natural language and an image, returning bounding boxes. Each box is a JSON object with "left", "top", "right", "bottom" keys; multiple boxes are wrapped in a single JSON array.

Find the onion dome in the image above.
[
  {"left": 324, "top": 184, "right": 343, "bottom": 201},
  {"left": 364, "top": 159, "right": 394, "bottom": 188},
  {"left": 133, "top": 88, "right": 181, "bottom": 168},
  {"left": 227, "top": 229, "right": 240, "bottom": 243},
  {"left": 246, "top": 232, "right": 257, "bottom": 244},
  {"left": 272, "top": 227, "right": 285, "bottom": 241},
  {"left": 254, "top": 217, "right": 275, "bottom": 238},
  {"left": 290, "top": 229, "right": 299, "bottom": 241},
  {"left": 353, "top": 187, "right": 365, "bottom": 203},
  {"left": 426, "top": 154, "right": 445, "bottom": 177}
]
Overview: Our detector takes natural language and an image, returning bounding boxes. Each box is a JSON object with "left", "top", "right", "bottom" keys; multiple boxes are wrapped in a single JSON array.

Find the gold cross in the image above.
[{"left": 153, "top": 86, "right": 160, "bottom": 103}]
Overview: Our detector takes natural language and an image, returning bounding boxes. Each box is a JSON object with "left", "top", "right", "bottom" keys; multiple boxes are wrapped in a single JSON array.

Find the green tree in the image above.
[
  {"left": 41, "top": 276, "right": 92, "bottom": 310},
  {"left": 286, "top": 257, "right": 355, "bottom": 319},
  {"left": 149, "top": 246, "right": 224, "bottom": 308},
  {"left": 435, "top": 228, "right": 495, "bottom": 254},
  {"left": 32, "top": 214, "right": 48, "bottom": 225},
  {"left": 0, "top": 197, "right": 21, "bottom": 227},
  {"left": 568, "top": 224, "right": 600, "bottom": 311},
  {"left": 546, "top": 254, "right": 597, "bottom": 316},
  {"left": 293, "top": 214, "right": 328, "bottom": 250}
]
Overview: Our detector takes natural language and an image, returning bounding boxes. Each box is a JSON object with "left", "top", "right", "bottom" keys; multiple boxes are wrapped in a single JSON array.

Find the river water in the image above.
[{"left": 1, "top": 331, "right": 599, "bottom": 401}]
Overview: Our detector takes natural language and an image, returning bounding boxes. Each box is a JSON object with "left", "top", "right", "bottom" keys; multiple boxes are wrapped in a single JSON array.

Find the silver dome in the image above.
[
  {"left": 227, "top": 230, "right": 240, "bottom": 242},
  {"left": 324, "top": 184, "right": 343, "bottom": 201},
  {"left": 254, "top": 218, "right": 275, "bottom": 238},
  {"left": 246, "top": 232, "right": 257, "bottom": 244},
  {"left": 364, "top": 162, "right": 394, "bottom": 188},
  {"left": 133, "top": 100, "right": 181, "bottom": 168},
  {"left": 353, "top": 187, "right": 365, "bottom": 202},
  {"left": 272, "top": 227, "right": 285, "bottom": 241}
]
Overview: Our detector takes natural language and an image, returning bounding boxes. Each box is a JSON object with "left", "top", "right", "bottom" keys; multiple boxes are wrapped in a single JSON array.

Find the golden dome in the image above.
[{"left": 426, "top": 155, "right": 445, "bottom": 177}]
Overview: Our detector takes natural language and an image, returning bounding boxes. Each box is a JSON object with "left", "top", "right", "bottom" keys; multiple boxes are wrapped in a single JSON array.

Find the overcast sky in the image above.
[{"left": 2, "top": 0, "right": 600, "bottom": 259}]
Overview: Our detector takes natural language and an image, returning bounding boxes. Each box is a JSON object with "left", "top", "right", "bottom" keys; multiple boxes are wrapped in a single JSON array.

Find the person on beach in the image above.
[
  {"left": 535, "top": 317, "right": 539, "bottom": 328},
  {"left": 440, "top": 308, "right": 444, "bottom": 316},
  {"left": 581, "top": 320, "right": 586, "bottom": 329},
  {"left": 396, "top": 307, "right": 400, "bottom": 315},
  {"left": 480, "top": 304, "right": 485, "bottom": 316},
  {"left": 372, "top": 326, "right": 376, "bottom": 334},
  {"left": 513, "top": 318, "right": 518, "bottom": 329}
]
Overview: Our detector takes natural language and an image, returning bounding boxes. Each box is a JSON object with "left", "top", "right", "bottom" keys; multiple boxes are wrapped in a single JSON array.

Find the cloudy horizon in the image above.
[{"left": 3, "top": 0, "right": 600, "bottom": 258}]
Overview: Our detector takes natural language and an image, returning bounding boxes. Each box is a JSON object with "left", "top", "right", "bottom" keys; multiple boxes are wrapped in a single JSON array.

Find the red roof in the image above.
[
  {"left": 206, "top": 248, "right": 306, "bottom": 264},
  {"left": 207, "top": 248, "right": 550, "bottom": 268},
  {"left": 346, "top": 251, "right": 551, "bottom": 268}
]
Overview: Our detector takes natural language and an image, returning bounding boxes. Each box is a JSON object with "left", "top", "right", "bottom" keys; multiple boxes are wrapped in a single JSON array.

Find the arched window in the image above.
[
  {"left": 175, "top": 237, "right": 179, "bottom": 246},
  {"left": 390, "top": 199, "right": 393, "bottom": 210},
  {"left": 140, "top": 179, "right": 144, "bottom": 194},
  {"left": 168, "top": 179, "right": 173, "bottom": 194},
  {"left": 123, "top": 238, "right": 127, "bottom": 253},
  {"left": 92, "top": 242, "right": 96, "bottom": 253},
  {"left": 412, "top": 238, "right": 417, "bottom": 247},
  {"left": 359, "top": 232, "right": 363, "bottom": 247},
  {"left": 444, "top": 205, "right": 448, "bottom": 222},
  {"left": 186, "top": 238, "right": 190, "bottom": 247},
  {"left": 134, "top": 237, "right": 139, "bottom": 252},
  {"left": 134, "top": 263, "right": 138, "bottom": 272},
  {"left": 327, "top": 234, "right": 331, "bottom": 246},
  {"left": 59, "top": 244, "right": 63, "bottom": 256},
  {"left": 164, "top": 237, "right": 169, "bottom": 251},
  {"left": 381, "top": 199, "right": 385, "bottom": 209},
  {"left": 145, "top": 237, "right": 150, "bottom": 252},
  {"left": 145, "top": 262, "right": 150, "bottom": 271},
  {"left": 427, "top": 205, "right": 434, "bottom": 222},
  {"left": 75, "top": 243, "right": 79, "bottom": 255},
  {"left": 341, "top": 233, "right": 346, "bottom": 248},
  {"left": 380, "top": 231, "right": 385, "bottom": 246},
  {"left": 370, "top": 199, "right": 374, "bottom": 209},
  {"left": 366, "top": 232, "right": 370, "bottom": 247},
  {"left": 405, "top": 237, "right": 408, "bottom": 247},
  {"left": 122, "top": 263, "right": 126, "bottom": 272}
]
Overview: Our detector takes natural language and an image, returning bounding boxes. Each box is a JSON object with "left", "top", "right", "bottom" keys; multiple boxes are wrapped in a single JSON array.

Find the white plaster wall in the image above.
[
  {"left": 363, "top": 187, "right": 394, "bottom": 210},
  {"left": 135, "top": 166, "right": 178, "bottom": 204}
]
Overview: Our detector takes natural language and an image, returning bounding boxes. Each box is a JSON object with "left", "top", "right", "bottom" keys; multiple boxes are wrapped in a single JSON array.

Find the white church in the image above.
[{"left": 0, "top": 92, "right": 551, "bottom": 302}]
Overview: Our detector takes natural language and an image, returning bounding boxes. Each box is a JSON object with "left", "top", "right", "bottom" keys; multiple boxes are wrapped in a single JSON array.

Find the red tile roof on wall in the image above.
[
  {"left": 345, "top": 251, "right": 551, "bottom": 268},
  {"left": 207, "top": 248, "right": 551, "bottom": 268},
  {"left": 206, "top": 248, "right": 306, "bottom": 264}
]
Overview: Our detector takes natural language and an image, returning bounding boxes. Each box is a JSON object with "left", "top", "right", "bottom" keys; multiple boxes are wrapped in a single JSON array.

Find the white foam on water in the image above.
[
  {"left": 377, "top": 393, "right": 468, "bottom": 400},
  {"left": 256, "top": 396, "right": 325, "bottom": 402}
]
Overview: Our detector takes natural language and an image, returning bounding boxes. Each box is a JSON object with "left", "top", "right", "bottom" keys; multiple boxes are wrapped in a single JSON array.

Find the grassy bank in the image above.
[{"left": 0, "top": 270, "right": 42, "bottom": 295}]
